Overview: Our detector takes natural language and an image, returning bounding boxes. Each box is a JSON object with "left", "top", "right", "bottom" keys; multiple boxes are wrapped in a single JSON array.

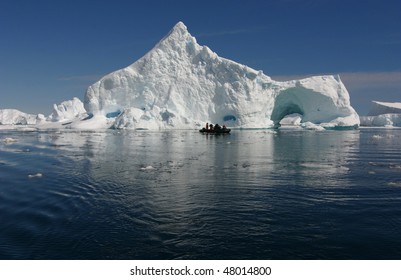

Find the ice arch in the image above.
[{"left": 271, "top": 86, "right": 339, "bottom": 127}]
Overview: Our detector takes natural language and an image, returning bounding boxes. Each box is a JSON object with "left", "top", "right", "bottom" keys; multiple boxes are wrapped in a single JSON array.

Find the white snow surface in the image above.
[
  {"left": 360, "top": 101, "right": 401, "bottom": 127},
  {"left": 84, "top": 21, "right": 360, "bottom": 129}
]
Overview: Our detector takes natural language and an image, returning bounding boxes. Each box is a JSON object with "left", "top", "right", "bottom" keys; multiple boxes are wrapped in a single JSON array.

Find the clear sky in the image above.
[{"left": 1, "top": 0, "right": 400, "bottom": 115}]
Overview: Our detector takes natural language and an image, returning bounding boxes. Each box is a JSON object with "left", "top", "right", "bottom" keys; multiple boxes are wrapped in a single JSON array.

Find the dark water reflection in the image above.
[{"left": 1, "top": 128, "right": 401, "bottom": 259}]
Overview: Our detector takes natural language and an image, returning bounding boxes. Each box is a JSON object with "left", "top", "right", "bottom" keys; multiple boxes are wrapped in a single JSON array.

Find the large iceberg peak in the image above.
[
  {"left": 84, "top": 21, "right": 359, "bottom": 130},
  {"left": 167, "top": 21, "right": 189, "bottom": 36},
  {"left": 153, "top": 21, "right": 195, "bottom": 52}
]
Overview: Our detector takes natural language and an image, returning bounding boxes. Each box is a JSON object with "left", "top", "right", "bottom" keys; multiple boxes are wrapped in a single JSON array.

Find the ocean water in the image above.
[{"left": 1, "top": 127, "right": 401, "bottom": 260}]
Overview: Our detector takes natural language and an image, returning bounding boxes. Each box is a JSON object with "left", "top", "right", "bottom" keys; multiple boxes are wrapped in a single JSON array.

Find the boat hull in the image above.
[{"left": 199, "top": 128, "right": 231, "bottom": 134}]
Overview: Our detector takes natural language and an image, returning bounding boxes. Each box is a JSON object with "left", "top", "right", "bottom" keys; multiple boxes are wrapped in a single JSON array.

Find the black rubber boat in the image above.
[{"left": 199, "top": 128, "right": 231, "bottom": 134}]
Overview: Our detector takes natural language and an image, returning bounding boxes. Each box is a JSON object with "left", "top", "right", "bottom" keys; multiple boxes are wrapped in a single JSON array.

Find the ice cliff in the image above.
[
  {"left": 84, "top": 21, "right": 360, "bottom": 129},
  {"left": 360, "top": 101, "right": 401, "bottom": 127}
]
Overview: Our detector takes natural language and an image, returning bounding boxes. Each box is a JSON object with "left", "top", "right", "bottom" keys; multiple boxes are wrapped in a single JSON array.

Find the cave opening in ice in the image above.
[
  {"left": 223, "top": 115, "right": 237, "bottom": 122},
  {"left": 271, "top": 93, "right": 305, "bottom": 126}
]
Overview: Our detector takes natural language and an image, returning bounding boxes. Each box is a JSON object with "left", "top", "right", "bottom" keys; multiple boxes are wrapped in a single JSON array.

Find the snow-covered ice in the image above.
[
  {"left": 361, "top": 114, "right": 401, "bottom": 127},
  {"left": 280, "top": 113, "right": 302, "bottom": 126},
  {"left": 0, "top": 109, "right": 39, "bottom": 125},
  {"left": 47, "top": 97, "right": 87, "bottom": 122},
  {"left": 0, "top": 98, "right": 87, "bottom": 128},
  {"left": 301, "top": 122, "right": 325, "bottom": 131}
]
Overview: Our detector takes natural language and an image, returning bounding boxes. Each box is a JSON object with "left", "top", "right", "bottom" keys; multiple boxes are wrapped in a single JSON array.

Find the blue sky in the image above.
[{"left": 1, "top": 0, "right": 400, "bottom": 115}]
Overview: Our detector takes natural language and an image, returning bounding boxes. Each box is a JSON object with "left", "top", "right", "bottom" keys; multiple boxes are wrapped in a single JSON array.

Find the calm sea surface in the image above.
[{"left": 1, "top": 127, "right": 401, "bottom": 259}]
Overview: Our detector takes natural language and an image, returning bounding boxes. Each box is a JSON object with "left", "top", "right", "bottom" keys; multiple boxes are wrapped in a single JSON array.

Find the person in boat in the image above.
[
  {"left": 205, "top": 122, "right": 208, "bottom": 130},
  {"left": 209, "top": 124, "right": 214, "bottom": 130},
  {"left": 222, "top": 124, "right": 227, "bottom": 130},
  {"left": 214, "top": 123, "right": 221, "bottom": 131}
]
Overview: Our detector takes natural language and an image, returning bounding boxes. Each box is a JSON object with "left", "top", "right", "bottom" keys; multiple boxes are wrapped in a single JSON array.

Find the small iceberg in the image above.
[
  {"left": 140, "top": 165, "right": 155, "bottom": 171},
  {"left": 2, "top": 137, "right": 18, "bottom": 143},
  {"left": 28, "top": 173, "right": 43, "bottom": 178}
]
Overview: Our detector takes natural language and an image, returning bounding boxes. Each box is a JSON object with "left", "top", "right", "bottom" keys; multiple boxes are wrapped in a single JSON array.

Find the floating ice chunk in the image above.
[
  {"left": 280, "top": 113, "right": 302, "bottom": 126},
  {"left": 389, "top": 164, "right": 401, "bottom": 170},
  {"left": 28, "top": 173, "right": 43, "bottom": 178},
  {"left": 3, "top": 137, "right": 17, "bottom": 143},
  {"left": 17, "top": 127, "right": 38, "bottom": 132},
  {"left": 301, "top": 122, "right": 325, "bottom": 131},
  {"left": 140, "top": 165, "right": 155, "bottom": 171}
]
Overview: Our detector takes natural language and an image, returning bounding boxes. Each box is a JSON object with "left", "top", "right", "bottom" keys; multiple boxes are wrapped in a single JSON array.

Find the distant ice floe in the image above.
[
  {"left": 371, "top": 134, "right": 395, "bottom": 140},
  {"left": 28, "top": 173, "right": 43, "bottom": 178},
  {"left": 388, "top": 182, "right": 401, "bottom": 187},
  {"left": 360, "top": 101, "right": 401, "bottom": 127},
  {"left": 2, "top": 137, "right": 17, "bottom": 143},
  {"left": 0, "top": 109, "right": 38, "bottom": 125},
  {"left": 140, "top": 165, "right": 155, "bottom": 171}
]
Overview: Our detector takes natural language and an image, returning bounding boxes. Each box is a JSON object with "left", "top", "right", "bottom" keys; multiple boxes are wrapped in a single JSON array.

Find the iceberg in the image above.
[
  {"left": 360, "top": 101, "right": 401, "bottom": 127},
  {"left": 0, "top": 98, "right": 87, "bottom": 128},
  {"left": 360, "top": 114, "right": 401, "bottom": 127},
  {"left": 367, "top": 101, "right": 401, "bottom": 116},
  {"left": 84, "top": 21, "right": 360, "bottom": 130},
  {"left": 0, "top": 109, "right": 43, "bottom": 126}
]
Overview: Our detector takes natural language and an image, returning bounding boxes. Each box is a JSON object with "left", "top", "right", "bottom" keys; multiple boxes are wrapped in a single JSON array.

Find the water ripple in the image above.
[{"left": 2, "top": 128, "right": 401, "bottom": 259}]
